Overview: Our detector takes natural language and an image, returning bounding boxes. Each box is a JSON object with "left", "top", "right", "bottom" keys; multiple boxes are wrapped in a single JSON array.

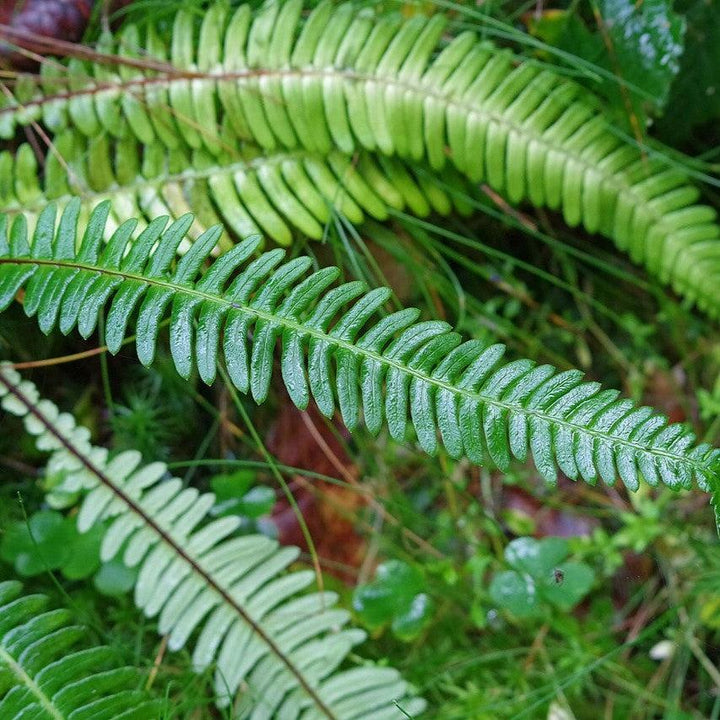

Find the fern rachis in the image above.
[{"left": 1, "top": 200, "right": 718, "bottom": 496}]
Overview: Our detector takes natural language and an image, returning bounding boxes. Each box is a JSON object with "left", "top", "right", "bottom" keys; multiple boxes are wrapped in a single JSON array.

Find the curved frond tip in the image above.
[{"left": 1, "top": 201, "right": 719, "bottom": 498}]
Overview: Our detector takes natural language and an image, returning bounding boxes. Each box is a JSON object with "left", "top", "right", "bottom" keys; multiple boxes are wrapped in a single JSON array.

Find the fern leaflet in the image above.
[{"left": 0, "top": 131, "right": 469, "bottom": 246}]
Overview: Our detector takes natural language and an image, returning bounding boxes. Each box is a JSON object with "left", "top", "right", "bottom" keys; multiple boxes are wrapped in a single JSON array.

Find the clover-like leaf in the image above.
[
  {"left": 489, "top": 570, "right": 542, "bottom": 618},
  {"left": 1, "top": 509, "right": 105, "bottom": 580},
  {"left": 353, "top": 560, "right": 434, "bottom": 640},
  {"left": 490, "top": 537, "right": 595, "bottom": 617},
  {"left": 211, "top": 471, "right": 276, "bottom": 519},
  {"left": 58, "top": 522, "right": 105, "bottom": 580},
  {"left": 1, "top": 510, "right": 74, "bottom": 576},
  {"left": 93, "top": 557, "right": 139, "bottom": 596},
  {"left": 505, "top": 537, "right": 569, "bottom": 577},
  {"left": 542, "top": 561, "right": 595, "bottom": 611}
]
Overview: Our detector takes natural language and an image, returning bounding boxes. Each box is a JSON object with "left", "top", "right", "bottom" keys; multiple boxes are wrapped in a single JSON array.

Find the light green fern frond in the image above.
[
  {"left": 0, "top": 365, "right": 426, "bottom": 720},
  {"left": 0, "top": 131, "right": 469, "bottom": 246},
  {"left": 1, "top": 202, "right": 718, "bottom": 496},
  {"left": 0, "top": 580, "right": 162, "bottom": 720},
  {"left": 2, "top": 1, "right": 719, "bottom": 315}
]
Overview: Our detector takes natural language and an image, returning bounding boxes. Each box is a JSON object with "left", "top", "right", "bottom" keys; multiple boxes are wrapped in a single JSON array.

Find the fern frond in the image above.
[
  {"left": 2, "top": 1, "right": 719, "bottom": 315},
  {"left": 2, "top": 202, "right": 719, "bottom": 496},
  {"left": 0, "top": 132, "right": 469, "bottom": 247},
  {"left": 0, "top": 580, "right": 162, "bottom": 720},
  {"left": 0, "top": 366, "right": 426, "bottom": 720}
]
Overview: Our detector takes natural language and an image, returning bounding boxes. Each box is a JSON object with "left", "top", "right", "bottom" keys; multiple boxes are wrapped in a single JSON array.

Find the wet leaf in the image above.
[
  {"left": 528, "top": 1, "right": 685, "bottom": 126},
  {"left": 505, "top": 536, "right": 568, "bottom": 577},
  {"left": 353, "top": 560, "right": 434, "bottom": 640},
  {"left": 489, "top": 571, "right": 542, "bottom": 618},
  {"left": 596, "top": 0, "right": 686, "bottom": 118},
  {"left": 491, "top": 537, "right": 595, "bottom": 617},
  {"left": 392, "top": 593, "right": 435, "bottom": 641},
  {"left": 657, "top": 0, "right": 720, "bottom": 140},
  {"left": 541, "top": 561, "right": 595, "bottom": 611}
]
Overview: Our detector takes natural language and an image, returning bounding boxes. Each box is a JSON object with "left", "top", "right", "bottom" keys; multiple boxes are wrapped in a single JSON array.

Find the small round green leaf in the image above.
[
  {"left": 489, "top": 570, "right": 542, "bottom": 618},
  {"left": 541, "top": 561, "right": 595, "bottom": 611}
]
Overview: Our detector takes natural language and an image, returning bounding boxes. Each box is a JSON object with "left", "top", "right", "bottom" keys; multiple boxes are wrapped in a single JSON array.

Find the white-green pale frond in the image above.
[{"left": 0, "top": 365, "right": 426, "bottom": 720}]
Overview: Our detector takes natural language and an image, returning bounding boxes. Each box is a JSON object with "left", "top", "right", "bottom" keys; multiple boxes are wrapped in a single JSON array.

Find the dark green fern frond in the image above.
[
  {"left": 0, "top": 131, "right": 469, "bottom": 246},
  {"left": 1, "top": 1, "right": 719, "bottom": 315},
  {"left": 0, "top": 580, "right": 162, "bottom": 720},
  {"left": 0, "top": 366, "right": 426, "bottom": 720},
  {"left": 2, "top": 201, "right": 719, "bottom": 496}
]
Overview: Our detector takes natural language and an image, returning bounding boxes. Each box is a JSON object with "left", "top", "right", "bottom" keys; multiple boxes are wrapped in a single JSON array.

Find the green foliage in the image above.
[
  {"left": 1, "top": 132, "right": 468, "bottom": 247},
  {"left": 210, "top": 471, "right": 276, "bottom": 521},
  {"left": 2, "top": 1, "right": 720, "bottom": 316},
  {"left": 489, "top": 537, "right": 595, "bottom": 618},
  {"left": 109, "top": 365, "right": 196, "bottom": 461},
  {"left": 0, "top": 580, "right": 162, "bottom": 719},
  {"left": 352, "top": 560, "right": 434, "bottom": 641},
  {"left": 1, "top": 201, "right": 718, "bottom": 497},
  {"left": 0, "top": 365, "right": 425, "bottom": 720},
  {"left": 530, "top": 0, "right": 685, "bottom": 124},
  {"left": 595, "top": 0, "right": 685, "bottom": 121},
  {"left": 1, "top": 1, "right": 720, "bottom": 716},
  {"left": 659, "top": 0, "right": 720, "bottom": 140},
  {"left": 0, "top": 509, "right": 104, "bottom": 580},
  {"left": 92, "top": 557, "right": 140, "bottom": 597}
]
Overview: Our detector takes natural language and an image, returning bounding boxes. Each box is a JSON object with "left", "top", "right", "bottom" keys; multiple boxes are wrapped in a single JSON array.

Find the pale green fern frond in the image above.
[
  {"left": 0, "top": 131, "right": 469, "bottom": 246},
  {"left": 0, "top": 580, "right": 162, "bottom": 720},
  {"left": 0, "top": 366, "right": 426, "bottom": 720},
  {"left": 1, "top": 1, "right": 719, "bottom": 315},
  {"left": 1, "top": 201, "right": 718, "bottom": 494}
]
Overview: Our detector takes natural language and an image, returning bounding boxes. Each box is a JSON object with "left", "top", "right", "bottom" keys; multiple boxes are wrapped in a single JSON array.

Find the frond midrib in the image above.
[
  {"left": 0, "top": 644, "right": 64, "bottom": 720},
  {"left": 4, "top": 66, "right": 663, "bottom": 227},
  {"left": 1, "top": 254, "right": 705, "bottom": 473},
  {"left": 0, "top": 372, "right": 340, "bottom": 720}
]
